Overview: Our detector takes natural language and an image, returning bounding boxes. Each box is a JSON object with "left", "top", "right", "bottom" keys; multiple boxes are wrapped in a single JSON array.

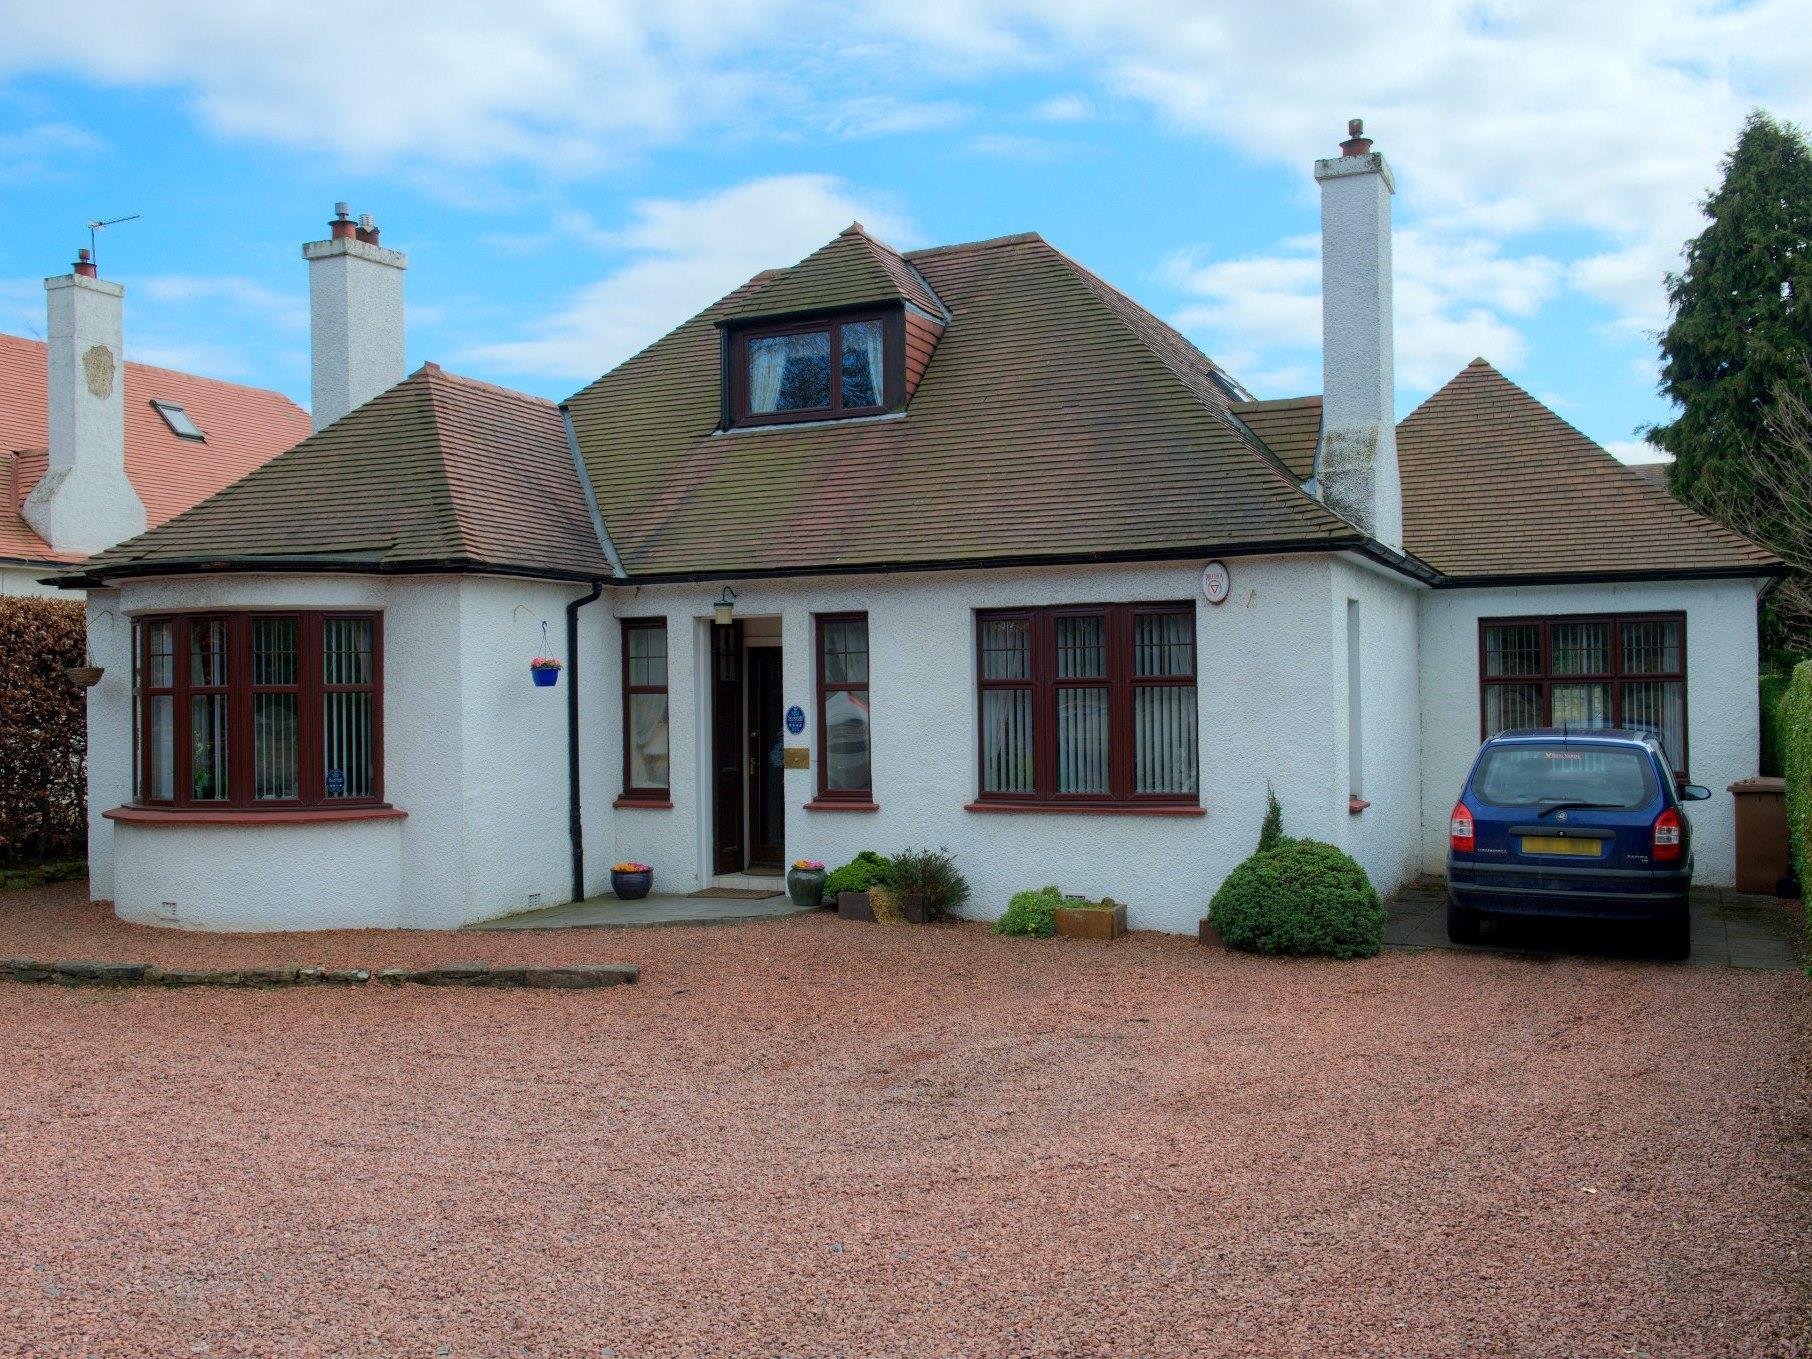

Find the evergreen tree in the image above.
[{"left": 1648, "top": 111, "right": 1812, "bottom": 515}]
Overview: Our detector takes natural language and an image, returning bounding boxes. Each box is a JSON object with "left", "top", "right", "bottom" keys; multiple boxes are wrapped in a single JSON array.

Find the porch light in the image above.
[{"left": 713, "top": 587, "right": 738, "bottom": 627}]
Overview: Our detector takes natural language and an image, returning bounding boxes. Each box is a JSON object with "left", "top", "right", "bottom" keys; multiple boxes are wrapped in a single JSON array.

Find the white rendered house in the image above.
[{"left": 59, "top": 125, "right": 1779, "bottom": 933}]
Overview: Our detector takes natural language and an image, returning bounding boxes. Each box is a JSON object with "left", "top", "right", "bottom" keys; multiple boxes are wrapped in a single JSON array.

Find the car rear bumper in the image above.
[{"left": 1447, "top": 858, "right": 1691, "bottom": 921}]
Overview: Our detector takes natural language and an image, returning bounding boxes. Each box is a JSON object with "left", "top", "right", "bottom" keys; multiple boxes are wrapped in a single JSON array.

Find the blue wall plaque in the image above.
[{"left": 785, "top": 704, "right": 806, "bottom": 735}]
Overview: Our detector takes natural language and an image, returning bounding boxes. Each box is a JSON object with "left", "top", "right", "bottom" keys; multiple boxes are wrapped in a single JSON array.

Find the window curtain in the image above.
[
  {"left": 748, "top": 338, "right": 786, "bottom": 412},
  {"left": 855, "top": 321, "right": 884, "bottom": 406}
]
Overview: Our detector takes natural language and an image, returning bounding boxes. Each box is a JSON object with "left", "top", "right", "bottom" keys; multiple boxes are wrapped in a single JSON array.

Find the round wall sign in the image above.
[
  {"left": 785, "top": 705, "right": 806, "bottom": 735},
  {"left": 1201, "top": 560, "right": 1230, "bottom": 605}
]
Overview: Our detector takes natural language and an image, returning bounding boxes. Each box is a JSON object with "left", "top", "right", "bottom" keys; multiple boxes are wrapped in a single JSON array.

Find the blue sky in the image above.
[{"left": 3, "top": 1, "right": 1808, "bottom": 464}]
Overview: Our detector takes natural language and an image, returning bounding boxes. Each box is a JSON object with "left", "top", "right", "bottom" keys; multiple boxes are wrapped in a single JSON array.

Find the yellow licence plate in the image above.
[{"left": 1520, "top": 836, "right": 1601, "bottom": 856}]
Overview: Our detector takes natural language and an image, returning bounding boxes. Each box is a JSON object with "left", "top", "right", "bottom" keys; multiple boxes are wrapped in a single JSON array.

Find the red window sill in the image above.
[
  {"left": 613, "top": 796, "right": 674, "bottom": 810},
  {"left": 963, "top": 801, "right": 1205, "bottom": 818},
  {"left": 1349, "top": 796, "right": 1371, "bottom": 815},
  {"left": 104, "top": 805, "right": 406, "bottom": 826},
  {"left": 804, "top": 799, "right": 879, "bottom": 813}
]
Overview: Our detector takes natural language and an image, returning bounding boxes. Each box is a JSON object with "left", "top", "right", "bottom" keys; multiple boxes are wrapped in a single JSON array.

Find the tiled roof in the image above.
[
  {"left": 726, "top": 224, "right": 948, "bottom": 321},
  {"left": 1230, "top": 397, "right": 1322, "bottom": 481},
  {"left": 566, "top": 231, "right": 1356, "bottom": 579},
  {"left": 1394, "top": 359, "right": 1777, "bottom": 581},
  {"left": 0, "top": 331, "right": 310, "bottom": 567},
  {"left": 73, "top": 364, "right": 610, "bottom": 582}
]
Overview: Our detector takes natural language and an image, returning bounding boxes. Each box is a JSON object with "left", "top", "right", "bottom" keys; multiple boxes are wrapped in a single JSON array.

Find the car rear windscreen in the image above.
[{"left": 1472, "top": 744, "right": 1658, "bottom": 810}]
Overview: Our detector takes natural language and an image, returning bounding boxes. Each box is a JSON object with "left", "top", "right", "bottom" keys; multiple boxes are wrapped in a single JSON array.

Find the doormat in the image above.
[{"left": 688, "top": 888, "right": 784, "bottom": 901}]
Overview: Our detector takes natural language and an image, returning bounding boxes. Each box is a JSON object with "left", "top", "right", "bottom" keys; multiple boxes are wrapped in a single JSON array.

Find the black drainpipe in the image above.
[{"left": 566, "top": 579, "right": 605, "bottom": 901}]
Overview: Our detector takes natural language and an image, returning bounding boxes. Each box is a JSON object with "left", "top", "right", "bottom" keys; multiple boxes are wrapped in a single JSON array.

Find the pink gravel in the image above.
[{"left": 1, "top": 882, "right": 1808, "bottom": 1358}]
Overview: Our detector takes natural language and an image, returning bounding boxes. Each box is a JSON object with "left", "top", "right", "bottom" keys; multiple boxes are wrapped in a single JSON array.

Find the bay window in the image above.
[
  {"left": 132, "top": 612, "right": 381, "bottom": 809},
  {"left": 815, "top": 614, "right": 871, "bottom": 800},
  {"left": 974, "top": 603, "right": 1198, "bottom": 809},
  {"left": 1480, "top": 613, "right": 1688, "bottom": 772},
  {"left": 621, "top": 619, "right": 670, "bottom": 799}
]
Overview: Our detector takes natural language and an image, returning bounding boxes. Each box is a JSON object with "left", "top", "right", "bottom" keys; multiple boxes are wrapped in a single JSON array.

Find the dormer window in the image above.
[
  {"left": 151, "top": 399, "right": 205, "bottom": 441},
  {"left": 728, "top": 310, "right": 897, "bottom": 427}
]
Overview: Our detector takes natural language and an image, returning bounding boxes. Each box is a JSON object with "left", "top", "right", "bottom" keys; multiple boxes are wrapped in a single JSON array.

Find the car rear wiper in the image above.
[{"left": 1536, "top": 800, "right": 1620, "bottom": 817}]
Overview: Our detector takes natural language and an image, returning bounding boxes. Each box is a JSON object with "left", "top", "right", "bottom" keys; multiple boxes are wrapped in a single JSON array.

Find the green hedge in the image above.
[
  {"left": 0, "top": 597, "right": 87, "bottom": 869},
  {"left": 1780, "top": 660, "right": 1812, "bottom": 897},
  {"left": 1209, "top": 839, "right": 1385, "bottom": 959},
  {"left": 1761, "top": 672, "right": 1791, "bottom": 777}
]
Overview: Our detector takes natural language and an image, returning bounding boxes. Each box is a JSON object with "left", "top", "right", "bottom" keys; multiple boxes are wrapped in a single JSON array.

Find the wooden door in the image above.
[
  {"left": 747, "top": 647, "right": 784, "bottom": 866},
  {"left": 710, "top": 621, "right": 745, "bottom": 874}
]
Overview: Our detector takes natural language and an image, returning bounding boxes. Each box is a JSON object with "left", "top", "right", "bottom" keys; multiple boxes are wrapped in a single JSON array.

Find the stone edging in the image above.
[{"left": 0, "top": 959, "right": 639, "bottom": 989}]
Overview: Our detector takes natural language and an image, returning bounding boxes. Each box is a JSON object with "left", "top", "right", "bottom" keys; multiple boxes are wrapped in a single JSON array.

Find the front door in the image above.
[
  {"left": 747, "top": 646, "right": 784, "bottom": 867},
  {"left": 710, "top": 621, "right": 744, "bottom": 874}
]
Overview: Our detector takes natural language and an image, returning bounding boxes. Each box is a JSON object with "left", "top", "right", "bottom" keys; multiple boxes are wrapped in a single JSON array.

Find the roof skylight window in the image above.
[{"left": 151, "top": 399, "right": 205, "bottom": 441}]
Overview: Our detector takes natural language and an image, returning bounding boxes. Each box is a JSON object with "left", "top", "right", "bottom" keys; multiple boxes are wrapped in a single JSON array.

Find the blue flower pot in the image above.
[
  {"left": 612, "top": 869, "right": 652, "bottom": 900},
  {"left": 532, "top": 667, "right": 559, "bottom": 687}
]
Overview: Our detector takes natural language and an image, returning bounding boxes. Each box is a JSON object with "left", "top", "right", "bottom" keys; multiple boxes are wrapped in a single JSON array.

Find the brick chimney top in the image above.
[
  {"left": 1340, "top": 118, "right": 1373, "bottom": 158},
  {"left": 355, "top": 213, "right": 380, "bottom": 246},
  {"left": 73, "top": 248, "right": 97, "bottom": 279},
  {"left": 330, "top": 202, "right": 357, "bottom": 241}
]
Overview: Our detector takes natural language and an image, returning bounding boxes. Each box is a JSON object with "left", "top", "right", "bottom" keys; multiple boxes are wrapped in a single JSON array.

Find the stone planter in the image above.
[
  {"left": 837, "top": 891, "right": 876, "bottom": 922},
  {"left": 1053, "top": 900, "right": 1127, "bottom": 940},
  {"left": 611, "top": 868, "right": 652, "bottom": 901},
  {"left": 787, "top": 866, "right": 827, "bottom": 909},
  {"left": 1197, "top": 917, "right": 1223, "bottom": 948}
]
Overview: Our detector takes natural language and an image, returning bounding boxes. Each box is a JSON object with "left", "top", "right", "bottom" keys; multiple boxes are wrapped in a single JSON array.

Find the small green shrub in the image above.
[
  {"left": 1209, "top": 840, "right": 1384, "bottom": 960},
  {"left": 1780, "top": 660, "right": 1812, "bottom": 898},
  {"left": 993, "top": 885, "right": 1065, "bottom": 937},
  {"left": 1257, "top": 784, "right": 1290, "bottom": 854},
  {"left": 823, "top": 850, "right": 892, "bottom": 903},
  {"left": 885, "top": 846, "right": 971, "bottom": 922}
]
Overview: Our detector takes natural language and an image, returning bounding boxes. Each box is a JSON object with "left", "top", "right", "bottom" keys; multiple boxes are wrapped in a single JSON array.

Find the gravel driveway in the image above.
[{"left": 2, "top": 884, "right": 1808, "bottom": 1358}]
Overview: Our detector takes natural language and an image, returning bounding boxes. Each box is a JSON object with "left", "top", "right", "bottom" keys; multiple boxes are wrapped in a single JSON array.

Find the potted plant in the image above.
[
  {"left": 610, "top": 861, "right": 652, "bottom": 900},
  {"left": 885, "top": 846, "right": 970, "bottom": 924},
  {"left": 1052, "top": 896, "right": 1128, "bottom": 940},
  {"left": 530, "top": 656, "right": 562, "bottom": 688},
  {"left": 787, "top": 859, "right": 827, "bottom": 908},
  {"left": 825, "top": 850, "right": 892, "bottom": 921}
]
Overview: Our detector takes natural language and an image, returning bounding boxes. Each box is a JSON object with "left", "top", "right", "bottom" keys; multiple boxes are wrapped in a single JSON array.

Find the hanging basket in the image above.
[
  {"left": 65, "top": 665, "right": 105, "bottom": 688},
  {"left": 531, "top": 663, "right": 560, "bottom": 687}
]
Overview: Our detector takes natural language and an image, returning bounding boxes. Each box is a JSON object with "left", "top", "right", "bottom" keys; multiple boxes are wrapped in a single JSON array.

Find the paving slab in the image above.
[
  {"left": 466, "top": 892, "right": 817, "bottom": 931},
  {"left": 1384, "top": 875, "right": 1802, "bottom": 969}
]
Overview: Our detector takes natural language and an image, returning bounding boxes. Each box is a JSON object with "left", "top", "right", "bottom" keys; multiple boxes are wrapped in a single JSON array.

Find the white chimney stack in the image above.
[
  {"left": 22, "top": 249, "right": 146, "bottom": 554},
  {"left": 302, "top": 203, "right": 406, "bottom": 431},
  {"left": 1314, "top": 119, "right": 1403, "bottom": 550}
]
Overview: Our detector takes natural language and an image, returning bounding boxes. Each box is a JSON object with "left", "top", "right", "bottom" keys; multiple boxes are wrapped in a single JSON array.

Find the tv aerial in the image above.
[{"left": 85, "top": 214, "right": 140, "bottom": 270}]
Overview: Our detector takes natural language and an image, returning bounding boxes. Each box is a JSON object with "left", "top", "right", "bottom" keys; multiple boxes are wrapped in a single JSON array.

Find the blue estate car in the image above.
[{"left": 1446, "top": 728, "right": 1713, "bottom": 959}]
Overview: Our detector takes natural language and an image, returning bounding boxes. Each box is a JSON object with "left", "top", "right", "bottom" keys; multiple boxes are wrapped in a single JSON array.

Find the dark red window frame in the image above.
[
  {"left": 814, "top": 612, "right": 872, "bottom": 801},
  {"left": 1478, "top": 611, "right": 1689, "bottom": 774},
  {"left": 132, "top": 610, "right": 383, "bottom": 810},
  {"left": 620, "top": 618, "right": 670, "bottom": 802},
  {"left": 726, "top": 308, "right": 898, "bottom": 427},
  {"left": 974, "top": 602, "right": 1199, "bottom": 809}
]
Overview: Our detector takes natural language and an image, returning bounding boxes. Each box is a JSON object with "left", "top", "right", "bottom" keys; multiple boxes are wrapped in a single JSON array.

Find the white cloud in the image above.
[
  {"left": 1605, "top": 439, "right": 1671, "bottom": 466},
  {"left": 1167, "top": 228, "right": 1562, "bottom": 394},
  {"left": 126, "top": 336, "right": 250, "bottom": 379},
  {"left": 965, "top": 132, "right": 1060, "bottom": 160},
  {"left": 137, "top": 274, "right": 306, "bottom": 328},
  {"left": 463, "top": 174, "right": 913, "bottom": 382},
  {"left": 1032, "top": 94, "right": 1091, "bottom": 123},
  {"left": 0, "top": 121, "right": 99, "bottom": 181}
]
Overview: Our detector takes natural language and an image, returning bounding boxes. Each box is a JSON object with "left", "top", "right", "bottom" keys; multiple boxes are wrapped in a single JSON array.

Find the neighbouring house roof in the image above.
[
  {"left": 69, "top": 364, "right": 610, "bottom": 584},
  {"left": 1394, "top": 360, "right": 1778, "bottom": 582},
  {"left": 1625, "top": 461, "right": 1673, "bottom": 492},
  {"left": 724, "top": 223, "right": 948, "bottom": 322},
  {"left": 0, "top": 331, "right": 310, "bottom": 568},
  {"left": 564, "top": 230, "right": 1359, "bottom": 579},
  {"left": 1229, "top": 396, "right": 1322, "bottom": 481}
]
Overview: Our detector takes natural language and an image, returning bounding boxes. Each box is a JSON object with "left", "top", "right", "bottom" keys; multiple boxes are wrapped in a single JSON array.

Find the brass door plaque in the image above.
[{"left": 782, "top": 746, "right": 810, "bottom": 770}]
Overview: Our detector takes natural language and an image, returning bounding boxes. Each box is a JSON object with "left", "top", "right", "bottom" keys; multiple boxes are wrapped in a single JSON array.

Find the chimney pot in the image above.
[
  {"left": 1340, "top": 117, "right": 1374, "bottom": 158},
  {"left": 330, "top": 202, "right": 357, "bottom": 240},
  {"left": 355, "top": 214, "right": 379, "bottom": 245},
  {"left": 73, "top": 248, "right": 97, "bottom": 279}
]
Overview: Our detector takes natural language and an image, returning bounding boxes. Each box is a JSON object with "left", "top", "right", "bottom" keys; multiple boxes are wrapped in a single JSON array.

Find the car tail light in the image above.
[
  {"left": 1450, "top": 802, "right": 1475, "bottom": 853},
  {"left": 1653, "top": 807, "right": 1683, "bottom": 861}
]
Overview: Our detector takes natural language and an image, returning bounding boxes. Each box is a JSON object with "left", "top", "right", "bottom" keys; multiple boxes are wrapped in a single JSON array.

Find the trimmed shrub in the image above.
[
  {"left": 0, "top": 597, "right": 87, "bottom": 869},
  {"left": 884, "top": 846, "right": 971, "bottom": 923},
  {"left": 1780, "top": 660, "right": 1812, "bottom": 897},
  {"left": 993, "top": 885, "right": 1065, "bottom": 938},
  {"left": 823, "top": 850, "right": 891, "bottom": 903},
  {"left": 1209, "top": 839, "right": 1385, "bottom": 960}
]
